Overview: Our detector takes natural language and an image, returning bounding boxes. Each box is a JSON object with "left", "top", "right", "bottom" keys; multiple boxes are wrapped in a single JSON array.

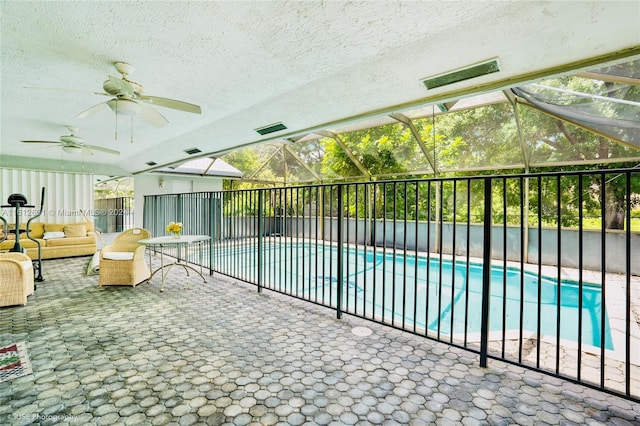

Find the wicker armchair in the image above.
[
  {"left": 0, "top": 252, "right": 35, "bottom": 307},
  {"left": 99, "top": 228, "right": 152, "bottom": 287}
]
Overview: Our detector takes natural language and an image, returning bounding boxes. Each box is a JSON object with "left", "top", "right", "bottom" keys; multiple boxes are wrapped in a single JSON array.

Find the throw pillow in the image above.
[
  {"left": 64, "top": 225, "right": 87, "bottom": 238},
  {"left": 43, "top": 232, "right": 66, "bottom": 240}
]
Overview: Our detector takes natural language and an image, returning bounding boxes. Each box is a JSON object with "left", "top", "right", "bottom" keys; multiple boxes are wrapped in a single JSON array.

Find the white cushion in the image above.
[
  {"left": 19, "top": 260, "right": 33, "bottom": 271},
  {"left": 43, "top": 231, "right": 66, "bottom": 240},
  {"left": 102, "top": 252, "right": 134, "bottom": 261}
]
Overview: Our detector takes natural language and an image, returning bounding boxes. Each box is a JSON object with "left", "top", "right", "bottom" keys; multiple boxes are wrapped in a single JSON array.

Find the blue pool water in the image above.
[{"left": 228, "top": 242, "right": 613, "bottom": 350}]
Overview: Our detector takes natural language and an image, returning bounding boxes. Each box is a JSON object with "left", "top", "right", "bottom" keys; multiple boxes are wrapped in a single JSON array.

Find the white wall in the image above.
[
  {"left": 0, "top": 168, "right": 94, "bottom": 224},
  {"left": 133, "top": 174, "right": 223, "bottom": 228}
]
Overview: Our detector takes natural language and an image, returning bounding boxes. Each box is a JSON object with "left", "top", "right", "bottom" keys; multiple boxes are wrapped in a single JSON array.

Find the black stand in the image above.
[
  {"left": 0, "top": 187, "right": 46, "bottom": 284},
  {"left": 27, "top": 188, "right": 46, "bottom": 282},
  {"left": 0, "top": 216, "right": 7, "bottom": 246}
]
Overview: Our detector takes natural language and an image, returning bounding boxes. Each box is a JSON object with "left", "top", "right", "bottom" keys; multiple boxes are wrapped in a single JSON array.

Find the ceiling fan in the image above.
[
  {"left": 76, "top": 61, "right": 202, "bottom": 128},
  {"left": 21, "top": 126, "right": 120, "bottom": 156}
]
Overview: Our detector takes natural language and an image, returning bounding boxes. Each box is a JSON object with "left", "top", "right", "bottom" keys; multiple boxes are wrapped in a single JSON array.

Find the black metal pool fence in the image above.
[{"left": 144, "top": 169, "right": 640, "bottom": 401}]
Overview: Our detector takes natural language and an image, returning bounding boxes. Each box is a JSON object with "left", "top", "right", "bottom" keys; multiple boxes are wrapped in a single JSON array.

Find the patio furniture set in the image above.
[{"left": 1, "top": 226, "right": 210, "bottom": 307}]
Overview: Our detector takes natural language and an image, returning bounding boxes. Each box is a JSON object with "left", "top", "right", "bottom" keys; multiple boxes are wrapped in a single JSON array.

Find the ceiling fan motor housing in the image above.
[
  {"left": 103, "top": 76, "right": 143, "bottom": 97},
  {"left": 60, "top": 135, "right": 83, "bottom": 144}
]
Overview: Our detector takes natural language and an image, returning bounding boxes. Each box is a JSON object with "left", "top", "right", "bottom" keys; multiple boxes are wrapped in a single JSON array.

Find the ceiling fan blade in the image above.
[
  {"left": 78, "top": 146, "right": 95, "bottom": 156},
  {"left": 84, "top": 144, "right": 120, "bottom": 155},
  {"left": 21, "top": 140, "right": 61, "bottom": 144},
  {"left": 24, "top": 86, "right": 110, "bottom": 97},
  {"left": 138, "top": 103, "right": 169, "bottom": 128},
  {"left": 76, "top": 101, "right": 111, "bottom": 118},
  {"left": 139, "top": 95, "right": 202, "bottom": 114}
]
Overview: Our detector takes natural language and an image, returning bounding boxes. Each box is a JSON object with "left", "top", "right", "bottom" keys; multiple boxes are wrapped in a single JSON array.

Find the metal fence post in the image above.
[
  {"left": 480, "top": 177, "right": 492, "bottom": 368},
  {"left": 336, "top": 185, "right": 344, "bottom": 319},
  {"left": 257, "top": 190, "right": 263, "bottom": 293},
  {"left": 208, "top": 194, "right": 216, "bottom": 275}
]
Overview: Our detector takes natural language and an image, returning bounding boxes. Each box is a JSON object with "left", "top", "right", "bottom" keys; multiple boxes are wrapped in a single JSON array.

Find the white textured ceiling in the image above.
[{"left": 1, "top": 1, "right": 639, "bottom": 176}]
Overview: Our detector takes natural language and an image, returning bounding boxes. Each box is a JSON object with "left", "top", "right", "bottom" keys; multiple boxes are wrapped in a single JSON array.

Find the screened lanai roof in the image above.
[
  {"left": 157, "top": 158, "right": 242, "bottom": 178},
  {"left": 171, "top": 56, "right": 640, "bottom": 185}
]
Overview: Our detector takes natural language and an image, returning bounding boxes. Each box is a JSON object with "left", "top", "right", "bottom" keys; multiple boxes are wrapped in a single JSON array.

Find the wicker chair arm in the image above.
[
  {"left": 132, "top": 245, "right": 147, "bottom": 259},
  {"left": 100, "top": 245, "right": 114, "bottom": 259},
  {"left": 100, "top": 243, "right": 146, "bottom": 259},
  {"left": 0, "top": 258, "right": 27, "bottom": 306},
  {"left": 0, "top": 259, "right": 24, "bottom": 277},
  {"left": 0, "top": 252, "right": 31, "bottom": 262}
]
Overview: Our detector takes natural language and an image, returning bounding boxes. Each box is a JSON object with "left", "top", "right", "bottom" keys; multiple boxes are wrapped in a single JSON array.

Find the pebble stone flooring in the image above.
[{"left": 1, "top": 253, "right": 639, "bottom": 426}]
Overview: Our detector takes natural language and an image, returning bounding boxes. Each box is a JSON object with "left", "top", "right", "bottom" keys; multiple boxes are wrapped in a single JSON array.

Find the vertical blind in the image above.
[{"left": 0, "top": 168, "right": 93, "bottom": 223}]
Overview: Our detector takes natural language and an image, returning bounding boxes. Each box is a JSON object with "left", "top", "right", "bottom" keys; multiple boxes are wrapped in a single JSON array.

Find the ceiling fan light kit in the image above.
[
  {"left": 107, "top": 99, "right": 141, "bottom": 116},
  {"left": 62, "top": 145, "right": 84, "bottom": 155}
]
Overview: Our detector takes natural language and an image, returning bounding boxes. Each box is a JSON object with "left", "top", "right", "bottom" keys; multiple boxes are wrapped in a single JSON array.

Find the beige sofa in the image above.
[{"left": 0, "top": 221, "right": 97, "bottom": 260}]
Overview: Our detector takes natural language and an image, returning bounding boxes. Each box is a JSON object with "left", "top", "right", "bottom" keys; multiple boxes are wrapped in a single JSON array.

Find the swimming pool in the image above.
[{"left": 221, "top": 241, "right": 613, "bottom": 350}]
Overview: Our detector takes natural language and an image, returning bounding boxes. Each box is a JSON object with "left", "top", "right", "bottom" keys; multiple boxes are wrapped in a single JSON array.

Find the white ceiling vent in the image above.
[
  {"left": 422, "top": 58, "right": 500, "bottom": 90},
  {"left": 255, "top": 122, "right": 287, "bottom": 136}
]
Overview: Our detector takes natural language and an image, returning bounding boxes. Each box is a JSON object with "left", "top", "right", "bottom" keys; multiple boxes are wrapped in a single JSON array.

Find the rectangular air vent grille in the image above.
[
  {"left": 184, "top": 147, "right": 202, "bottom": 155},
  {"left": 145, "top": 161, "right": 157, "bottom": 166},
  {"left": 256, "top": 122, "right": 287, "bottom": 136},
  {"left": 422, "top": 59, "right": 500, "bottom": 90}
]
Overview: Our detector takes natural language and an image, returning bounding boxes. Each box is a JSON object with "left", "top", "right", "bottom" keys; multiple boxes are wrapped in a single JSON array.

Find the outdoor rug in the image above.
[
  {"left": 0, "top": 342, "right": 32, "bottom": 383},
  {"left": 86, "top": 251, "right": 100, "bottom": 275}
]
